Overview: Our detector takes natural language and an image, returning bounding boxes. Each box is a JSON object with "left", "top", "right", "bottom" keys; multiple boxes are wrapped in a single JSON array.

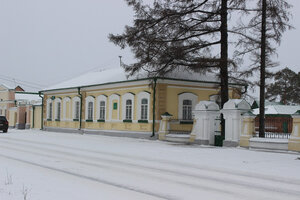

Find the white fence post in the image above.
[
  {"left": 221, "top": 99, "right": 251, "bottom": 147},
  {"left": 191, "top": 101, "right": 220, "bottom": 145}
]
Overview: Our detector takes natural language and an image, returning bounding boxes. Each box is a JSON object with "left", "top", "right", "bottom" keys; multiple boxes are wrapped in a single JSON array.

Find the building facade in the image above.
[
  {"left": 40, "top": 68, "right": 244, "bottom": 137},
  {"left": 0, "top": 84, "right": 41, "bottom": 129}
]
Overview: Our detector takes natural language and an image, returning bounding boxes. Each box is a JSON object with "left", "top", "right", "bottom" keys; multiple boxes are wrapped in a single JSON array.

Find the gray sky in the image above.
[{"left": 0, "top": 0, "right": 299, "bottom": 93}]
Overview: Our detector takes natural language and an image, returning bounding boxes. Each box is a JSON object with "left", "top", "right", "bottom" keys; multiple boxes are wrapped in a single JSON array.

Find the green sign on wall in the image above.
[{"left": 113, "top": 103, "right": 118, "bottom": 110}]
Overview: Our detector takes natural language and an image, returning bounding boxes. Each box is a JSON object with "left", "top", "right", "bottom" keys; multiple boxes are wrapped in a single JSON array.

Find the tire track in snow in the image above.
[
  {"left": 0, "top": 153, "right": 176, "bottom": 200},
  {"left": 1, "top": 141, "right": 300, "bottom": 199},
  {"left": 2, "top": 136, "right": 300, "bottom": 185},
  {"left": 0, "top": 144, "right": 240, "bottom": 198}
]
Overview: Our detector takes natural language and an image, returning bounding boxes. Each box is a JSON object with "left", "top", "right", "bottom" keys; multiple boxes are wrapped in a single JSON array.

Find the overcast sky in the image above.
[{"left": 0, "top": 0, "right": 299, "bottom": 93}]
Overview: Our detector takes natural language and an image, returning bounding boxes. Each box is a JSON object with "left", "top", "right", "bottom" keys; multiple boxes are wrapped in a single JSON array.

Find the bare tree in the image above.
[{"left": 233, "top": 0, "right": 293, "bottom": 137}]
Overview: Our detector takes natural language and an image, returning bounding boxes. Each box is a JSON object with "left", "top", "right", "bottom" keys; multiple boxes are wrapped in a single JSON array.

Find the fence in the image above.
[
  {"left": 168, "top": 119, "right": 193, "bottom": 134},
  {"left": 254, "top": 116, "right": 293, "bottom": 138}
]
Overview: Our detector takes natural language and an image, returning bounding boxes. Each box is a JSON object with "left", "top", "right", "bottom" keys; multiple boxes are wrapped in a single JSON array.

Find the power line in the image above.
[
  {"left": 0, "top": 74, "right": 47, "bottom": 87},
  {"left": 0, "top": 77, "right": 43, "bottom": 90}
]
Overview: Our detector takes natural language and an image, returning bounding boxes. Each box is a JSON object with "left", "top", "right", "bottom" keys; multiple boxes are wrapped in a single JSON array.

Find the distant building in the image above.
[
  {"left": 253, "top": 104, "right": 300, "bottom": 133},
  {"left": 39, "top": 67, "right": 246, "bottom": 137},
  {"left": 251, "top": 99, "right": 283, "bottom": 109},
  {"left": 0, "top": 84, "right": 41, "bottom": 129}
]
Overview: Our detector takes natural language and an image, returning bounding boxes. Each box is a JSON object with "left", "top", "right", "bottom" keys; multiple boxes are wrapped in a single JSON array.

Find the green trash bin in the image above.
[{"left": 214, "top": 135, "right": 224, "bottom": 147}]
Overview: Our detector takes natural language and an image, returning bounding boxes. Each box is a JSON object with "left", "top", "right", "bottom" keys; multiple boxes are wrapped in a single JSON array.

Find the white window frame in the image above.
[
  {"left": 122, "top": 93, "right": 135, "bottom": 121},
  {"left": 54, "top": 98, "right": 62, "bottom": 121},
  {"left": 46, "top": 98, "right": 53, "bottom": 120},
  {"left": 62, "top": 97, "right": 71, "bottom": 121},
  {"left": 137, "top": 92, "right": 150, "bottom": 121},
  {"left": 85, "top": 96, "right": 95, "bottom": 121},
  {"left": 182, "top": 99, "right": 193, "bottom": 120},
  {"left": 141, "top": 98, "right": 148, "bottom": 120},
  {"left": 96, "top": 95, "right": 107, "bottom": 121},
  {"left": 72, "top": 96, "right": 81, "bottom": 120},
  {"left": 108, "top": 94, "right": 120, "bottom": 121},
  {"left": 178, "top": 93, "right": 198, "bottom": 120}
]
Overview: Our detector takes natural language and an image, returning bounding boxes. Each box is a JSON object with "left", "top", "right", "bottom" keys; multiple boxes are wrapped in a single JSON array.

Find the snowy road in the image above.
[{"left": 0, "top": 130, "right": 300, "bottom": 200}]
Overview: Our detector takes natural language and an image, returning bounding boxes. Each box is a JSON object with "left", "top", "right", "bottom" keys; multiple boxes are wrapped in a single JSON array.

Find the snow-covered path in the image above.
[{"left": 0, "top": 130, "right": 300, "bottom": 200}]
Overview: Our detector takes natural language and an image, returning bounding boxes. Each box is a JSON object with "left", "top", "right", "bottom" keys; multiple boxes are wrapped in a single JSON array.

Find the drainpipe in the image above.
[
  {"left": 151, "top": 77, "right": 157, "bottom": 137},
  {"left": 77, "top": 87, "right": 82, "bottom": 130},
  {"left": 38, "top": 92, "right": 43, "bottom": 130},
  {"left": 32, "top": 106, "right": 35, "bottom": 128}
]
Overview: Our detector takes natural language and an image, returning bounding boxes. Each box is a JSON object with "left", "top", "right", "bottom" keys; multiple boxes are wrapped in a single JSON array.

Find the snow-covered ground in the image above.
[{"left": 0, "top": 130, "right": 299, "bottom": 200}]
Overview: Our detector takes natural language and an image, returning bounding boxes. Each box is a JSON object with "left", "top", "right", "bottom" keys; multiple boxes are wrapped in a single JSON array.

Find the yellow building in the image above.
[{"left": 40, "top": 67, "right": 245, "bottom": 137}]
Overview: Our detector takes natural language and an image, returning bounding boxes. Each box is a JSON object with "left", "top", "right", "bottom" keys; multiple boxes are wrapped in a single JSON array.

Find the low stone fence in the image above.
[{"left": 157, "top": 99, "right": 300, "bottom": 152}]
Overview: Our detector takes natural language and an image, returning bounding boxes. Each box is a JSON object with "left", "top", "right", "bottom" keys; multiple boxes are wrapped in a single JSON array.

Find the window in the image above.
[
  {"left": 97, "top": 95, "right": 107, "bottom": 121},
  {"left": 85, "top": 96, "right": 95, "bottom": 121},
  {"left": 87, "top": 102, "right": 93, "bottom": 120},
  {"left": 99, "top": 101, "right": 105, "bottom": 120},
  {"left": 72, "top": 96, "right": 81, "bottom": 121},
  {"left": 182, "top": 100, "right": 192, "bottom": 120},
  {"left": 121, "top": 93, "right": 134, "bottom": 122},
  {"left": 49, "top": 102, "right": 52, "bottom": 119},
  {"left": 125, "top": 99, "right": 132, "bottom": 120},
  {"left": 178, "top": 92, "right": 198, "bottom": 122},
  {"left": 75, "top": 101, "right": 80, "bottom": 120},
  {"left": 56, "top": 102, "right": 61, "bottom": 120},
  {"left": 137, "top": 92, "right": 150, "bottom": 121},
  {"left": 141, "top": 98, "right": 148, "bottom": 120}
]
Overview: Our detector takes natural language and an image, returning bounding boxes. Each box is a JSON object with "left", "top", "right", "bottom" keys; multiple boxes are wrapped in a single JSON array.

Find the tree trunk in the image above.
[
  {"left": 259, "top": 0, "right": 266, "bottom": 138},
  {"left": 220, "top": 0, "right": 229, "bottom": 138}
]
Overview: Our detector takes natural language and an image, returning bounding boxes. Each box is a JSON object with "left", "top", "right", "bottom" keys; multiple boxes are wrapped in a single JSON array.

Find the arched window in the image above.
[
  {"left": 46, "top": 99, "right": 53, "bottom": 120},
  {"left": 99, "top": 101, "right": 105, "bottom": 120},
  {"left": 85, "top": 96, "right": 95, "bottom": 121},
  {"left": 54, "top": 98, "right": 62, "bottom": 121},
  {"left": 182, "top": 100, "right": 192, "bottom": 120},
  {"left": 121, "top": 93, "right": 134, "bottom": 122},
  {"left": 50, "top": 102, "right": 53, "bottom": 119},
  {"left": 141, "top": 98, "right": 148, "bottom": 120},
  {"left": 49, "top": 102, "right": 53, "bottom": 119},
  {"left": 137, "top": 92, "right": 150, "bottom": 121},
  {"left": 97, "top": 95, "right": 107, "bottom": 121},
  {"left": 75, "top": 101, "right": 80, "bottom": 119},
  {"left": 125, "top": 99, "right": 132, "bottom": 120},
  {"left": 56, "top": 102, "right": 61, "bottom": 120},
  {"left": 87, "top": 101, "right": 93, "bottom": 120},
  {"left": 178, "top": 92, "right": 198, "bottom": 121},
  {"left": 72, "top": 96, "right": 81, "bottom": 121}
]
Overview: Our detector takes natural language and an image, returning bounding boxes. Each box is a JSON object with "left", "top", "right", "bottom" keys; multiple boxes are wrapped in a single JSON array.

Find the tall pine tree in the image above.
[{"left": 109, "top": 0, "right": 247, "bottom": 138}]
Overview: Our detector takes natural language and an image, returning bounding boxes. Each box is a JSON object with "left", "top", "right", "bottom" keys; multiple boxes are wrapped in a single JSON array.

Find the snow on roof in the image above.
[
  {"left": 195, "top": 101, "right": 219, "bottom": 111},
  {"left": 253, "top": 105, "right": 300, "bottom": 115},
  {"left": 15, "top": 93, "right": 42, "bottom": 105},
  {"left": 44, "top": 67, "right": 127, "bottom": 91},
  {"left": 0, "top": 83, "right": 13, "bottom": 90},
  {"left": 43, "top": 67, "right": 220, "bottom": 91},
  {"left": 223, "top": 99, "right": 251, "bottom": 110},
  {"left": 15, "top": 93, "right": 40, "bottom": 101}
]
